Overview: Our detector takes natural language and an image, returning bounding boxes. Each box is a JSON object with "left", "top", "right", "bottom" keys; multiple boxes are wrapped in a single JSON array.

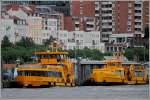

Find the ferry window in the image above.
[
  {"left": 56, "top": 72, "right": 59, "bottom": 77},
  {"left": 51, "top": 55, "right": 57, "bottom": 59},
  {"left": 31, "top": 71, "right": 40, "bottom": 76},
  {"left": 47, "top": 54, "right": 51, "bottom": 59},
  {"left": 21, "top": 71, "right": 25, "bottom": 76},
  {"left": 58, "top": 64, "right": 65, "bottom": 67},
  {"left": 41, "top": 54, "right": 45, "bottom": 58},
  {"left": 17, "top": 71, "right": 21, "bottom": 76},
  {"left": 58, "top": 72, "right": 62, "bottom": 77},
  {"left": 44, "top": 55, "right": 48, "bottom": 59},
  {"left": 37, "top": 54, "right": 42, "bottom": 59},
  {"left": 51, "top": 72, "right": 56, "bottom": 77},
  {"left": 135, "top": 71, "right": 144, "bottom": 77},
  {"left": 115, "top": 70, "right": 124, "bottom": 76},
  {"left": 38, "top": 71, "right": 47, "bottom": 77},
  {"left": 18, "top": 71, "right": 25, "bottom": 76},
  {"left": 48, "top": 71, "right": 52, "bottom": 77},
  {"left": 115, "top": 62, "right": 121, "bottom": 66},
  {"left": 24, "top": 71, "right": 30, "bottom": 76},
  {"left": 54, "top": 72, "right": 58, "bottom": 77},
  {"left": 108, "top": 63, "right": 115, "bottom": 67},
  {"left": 44, "top": 71, "right": 48, "bottom": 77}
]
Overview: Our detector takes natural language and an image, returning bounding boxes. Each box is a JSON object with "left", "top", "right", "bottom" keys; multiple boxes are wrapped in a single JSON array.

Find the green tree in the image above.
[
  {"left": 1, "top": 36, "right": 13, "bottom": 48},
  {"left": 15, "top": 37, "right": 35, "bottom": 48},
  {"left": 67, "top": 48, "right": 104, "bottom": 60},
  {"left": 124, "top": 48, "right": 134, "bottom": 61},
  {"left": 103, "top": 52, "right": 113, "bottom": 56},
  {"left": 125, "top": 47, "right": 149, "bottom": 62},
  {"left": 43, "top": 36, "right": 56, "bottom": 46}
]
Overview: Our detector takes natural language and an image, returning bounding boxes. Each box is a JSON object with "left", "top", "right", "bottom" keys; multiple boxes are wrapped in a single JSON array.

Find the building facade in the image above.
[
  {"left": 57, "top": 31, "right": 105, "bottom": 53},
  {"left": 65, "top": 1, "right": 95, "bottom": 32},
  {"left": 94, "top": 1, "right": 149, "bottom": 42},
  {"left": 1, "top": 18, "right": 15, "bottom": 43}
]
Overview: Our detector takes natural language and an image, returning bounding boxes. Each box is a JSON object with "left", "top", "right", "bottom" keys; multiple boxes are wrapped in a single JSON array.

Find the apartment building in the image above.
[
  {"left": 94, "top": 1, "right": 149, "bottom": 52},
  {"left": 65, "top": 1, "right": 95, "bottom": 32},
  {"left": 1, "top": 10, "right": 28, "bottom": 43},
  {"left": 106, "top": 33, "right": 134, "bottom": 52},
  {"left": 2, "top": 4, "right": 63, "bottom": 44},
  {"left": 99, "top": 1, "right": 113, "bottom": 42},
  {"left": 42, "top": 18, "right": 59, "bottom": 44},
  {"left": 95, "top": 1, "right": 149, "bottom": 41},
  {"left": 1, "top": 1, "right": 149, "bottom": 52},
  {"left": 58, "top": 31, "right": 105, "bottom": 53},
  {"left": 1, "top": 17, "right": 15, "bottom": 43},
  {"left": 27, "top": 14, "right": 43, "bottom": 44}
]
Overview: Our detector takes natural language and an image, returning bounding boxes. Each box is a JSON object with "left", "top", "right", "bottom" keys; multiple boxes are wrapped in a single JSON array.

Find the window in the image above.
[
  {"left": 135, "top": 71, "right": 144, "bottom": 77},
  {"left": 102, "top": 16, "right": 112, "bottom": 20},
  {"left": 128, "top": 3, "right": 132, "bottom": 7},
  {"left": 128, "top": 21, "right": 132, "bottom": 25},
  {"left": 135, "top": 4, "right": 141, "bottom": 7},
  {"left": 102, "top": 10, "right": 112, "bottom": 14},
  {"left": 135, "top": 16, "right": 141, "bottom": 19},
  {"left": 128, "top": 9, "right": 132, "bottom": 13},
  {"left": 135, "top": 22, "right": 141, "bottom": 25},
  {"left": 115, "top": 70, "right": 124, "bottom": 76},
  {"left": 135, "top": 10, "right": 141, "bottom": 13},
  {"left": 45, "top": 20, "right": 47, "bottom": 25},
  {"left": 128, "top": 15, "right": 132, "bottom": 20},
  {"left": 48, "top": 71, "right": 62, "bottom": 78},
  {"left": 128, "top": 26, "right": 131, "bottom": 32},
  {"left": 45, "top": 27, "right": 47, "bottom": 30}
]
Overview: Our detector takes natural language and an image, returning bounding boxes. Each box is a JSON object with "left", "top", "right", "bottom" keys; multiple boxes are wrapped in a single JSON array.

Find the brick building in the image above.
[{"left": 65, "top": 1, "right": 96, "bottom": 32}]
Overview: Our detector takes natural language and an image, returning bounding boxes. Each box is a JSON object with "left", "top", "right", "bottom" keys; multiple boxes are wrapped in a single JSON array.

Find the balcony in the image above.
[
  {"left": 86, "top": 27, "right": 94, "bottom": 31},
  {"left": 102, "top": 8, "right": 112, "bottom": 11},
  {"left": 102, "top": 2, "right": 112, "bottom": 5},
  {"left": 135, "top": 1, "right": 142, "bottom": 4},
  {"left": 102, "top": 13, "right": 112, "bottom": 16},
  {"left": 102, "top": 19, "right": 112, "bottom": 22},
  {"left": 75, "top": 21, "right": 79, "bottom": 24},
  {"left": 102, "top": 25, "right": 112, "bottom": 28},
  {"left": 102, "top": 32, "right": 112, "bottom": 35},
  {"left": 135, "top": 19, "right": 142, "bottom": 22},
  {"left": 135, "top": 7, "right": 142, "bottom": 10},
  {"left": 95, "top": 13, "right": 99, "bottom": 17},
  {"left": 75, "top": 27, "right": 80, "bottom": 31},
  {"left": 135, "top": 25, "right": 142, "bottom": 28},
  {"left": 102, "top": 37, "right": 109, "bottom": 41},
  {"left": 95, "top": 6, "right": 100, "bottom": 10},
  {"left": 86, "top": 21, "right": 95, "bottom": 25},
  {"left": 134, "top": 13, "right": 142, "bottom": 16},
  {"left": 95, "top": 1, "right": 99, "bottom": 5},
  {"left": 135, "top": 31, "right": 142, "bottom": 34}
]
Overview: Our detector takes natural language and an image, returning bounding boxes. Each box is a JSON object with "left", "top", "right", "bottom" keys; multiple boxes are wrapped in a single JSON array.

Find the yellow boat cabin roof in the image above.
[
  {"left": 33, "top": 51, "right": 68, "bottom": 55},
  {"left": 17, "top": 64, "right": 63, "bottom": 71},
  {"left": 105, "top": 59, "right": 122, "bottom": 64}
]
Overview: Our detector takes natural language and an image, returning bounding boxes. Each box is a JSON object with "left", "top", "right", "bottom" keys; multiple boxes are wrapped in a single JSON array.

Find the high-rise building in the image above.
[
  {"left": 142, "top": 1, "right": 149, "bottom": 31},
  {"left": 99, "top": 1, "right": 113, "bottom": 42},
  {"left": 94, "top": 1, "right": 149, "bottom": 43},
  {"left": 66, "top": 1, "right": 95, "bottom": 32}
]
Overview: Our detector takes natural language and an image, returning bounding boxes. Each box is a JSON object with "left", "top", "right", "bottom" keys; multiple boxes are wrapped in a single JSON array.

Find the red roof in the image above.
[
  {"left": 3, "top": 64, "right": 17, "bottom": 69},
  {"left": 6, "top": 5, "right": 20, "bottom": 11},
  {"left": 9, "top": 16, "right": 20, "bottom": 20}
]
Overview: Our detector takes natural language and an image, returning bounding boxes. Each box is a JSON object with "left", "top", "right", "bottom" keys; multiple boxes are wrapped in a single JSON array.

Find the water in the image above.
[{"left": 1, "top": 85, "right": 149, "bottom": 99}]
